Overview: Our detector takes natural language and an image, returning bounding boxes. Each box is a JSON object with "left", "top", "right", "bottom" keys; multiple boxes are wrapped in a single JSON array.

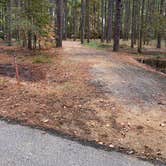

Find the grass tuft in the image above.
[
  {"left": 84, "top": 41, "right": 112, "bottom": 50},
  {"left": 32, "top": 55, "right": 51, "bottom": 64}
]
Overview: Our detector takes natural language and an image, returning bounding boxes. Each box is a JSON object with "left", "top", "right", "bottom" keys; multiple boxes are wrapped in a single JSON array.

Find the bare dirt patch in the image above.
[
  {"left": 0, "top": 63, "right": 45, "bottom": 82},
  {"left": 0, "top": 41, "right": 166, "bottom": 164},
  {"left": 63, "top": 41, "right": 166, "bottom": 162}
]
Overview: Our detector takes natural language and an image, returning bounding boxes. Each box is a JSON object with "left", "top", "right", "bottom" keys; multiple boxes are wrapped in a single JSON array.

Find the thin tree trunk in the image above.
[
  {"left": 138, "top": 0, "right": 145, "bottom": 53},
  {"left": 107, "top": 0, "right": 113, "bottom": 43},
  {"left": 56, "top": 0, "right": 63, "bottom": 47},
  {"left": 157, "top": 0, "right": 164, "bottom": 48},
  {"left": 28, "top": 31, "right": 32, "bottom": 49},
  {"left": 7, "top": 0, "right": 12, "bottom": 46},
  {"left": 113, "top": 0, "right": 122, "bottom": 52},
  {"left": 101, "top": 0, "right": 104, "bottom": 42},
  {"left": 86, "top": 0, "right": 90, "bottom": 43},
  {"left": 104, "top": 0, "right": 107, "bottom": 41},
  {"left": 63, "top": 0, "right": 67, "bottom": 40},
  {"left": 81, "top": 0, "right": 86, "bottom": 44},
  {"left": 97, "top": 3, "right": 100, "bottom": 39},
  {"left": 73, "top": 0, "right": 77, "bottom": 41},
  {"left": 123, "top": 0, "right": 130, "bottom": 41},
  {"left": 27, "top": 0, "right": 32, "bottom": 49},
  {"left": 131, "top": 0, "right": 135, "bottom": 48},
  {"left": 33, "top": 34, "right": 37, "bottom": 49}
]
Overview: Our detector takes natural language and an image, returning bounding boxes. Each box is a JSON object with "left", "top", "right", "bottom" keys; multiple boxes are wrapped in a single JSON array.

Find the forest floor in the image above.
[{"left": 0, "top": 41, "right": 166, "bottom": 164}]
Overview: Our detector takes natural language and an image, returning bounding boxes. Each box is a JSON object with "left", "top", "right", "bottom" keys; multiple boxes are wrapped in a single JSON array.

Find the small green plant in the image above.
[
  {"left": 84, "top": 41, "right": 112, "bottom": 50},
  {"left": 0, "top": 31, "right": 4, "bottom": 40},
  {"left": 33, "top": 55, "right": 51, "bottom": 64}
]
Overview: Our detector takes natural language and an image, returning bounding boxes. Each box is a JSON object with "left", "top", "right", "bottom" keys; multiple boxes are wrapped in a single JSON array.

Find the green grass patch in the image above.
[
  {"left": 84, "top": 41, "right": 112, "bottom": 50},
  {"left": 32, "top": 55, "right": 51, "bottom": 64}
]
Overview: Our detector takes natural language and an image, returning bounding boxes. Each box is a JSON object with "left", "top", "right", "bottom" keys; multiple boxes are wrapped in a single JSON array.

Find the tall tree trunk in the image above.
[
  {"left": 123, "top": 0, "right": 130, "bottom": 41},
  {"left": 97, "top": 3, "right": 100, "bottom": 39},
  {"left": 131, "top": 0, "right": 135, "bottom": 48},
  {"left": 107, "top": 0, "right": 113, "bottom": 43},
  {"left": 113, "top": 0, "right": 122, "bottom": 52},
  {"left": 33, "top": 34, "right": 37, "bottom": 49},
  {"left": 56, "top": 0, "right": 63, "bottom": 47},
  {"left": 73, "top": 0, "right": 77, "bottom": 41},
  {"left": 28, "top": 30, "right": 32, "bottom": 49},
  {"left": 138, "top": 0, "right": 145, "bottom": 53},
  {"left": 101, "top": 0, "right": 104, "bottom": 42},
  {"left": 157, "top": 0, "right": 164, "bottom": 48},
  {"left": 27, "top": 0, "right": 32, "bottom": 49},
  {"left": 63, "top": 0, "right": 67, "bottom": 40},
  {"left": 135, "top": 0, "right": 140, "bottom": 45},
  {"left": 104, "top": 0, "right": 107, "bottom": 41},
  {"left": 81, "top": 0, "right": 86, "bottom": 44},
  {"left": 7, "top": 0, "right": 12, "bottom": 46},
  {"left": 86, "top": 0, "right": 90, "bottom": 43}
]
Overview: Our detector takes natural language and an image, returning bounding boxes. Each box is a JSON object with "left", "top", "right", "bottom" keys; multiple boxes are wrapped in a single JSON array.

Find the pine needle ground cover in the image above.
[{"left": 0, "top": 42, "right": 166, "bottom": 164}]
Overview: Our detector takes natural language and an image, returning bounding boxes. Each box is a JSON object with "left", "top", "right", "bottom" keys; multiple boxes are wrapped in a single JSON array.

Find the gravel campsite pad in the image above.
[{"left": 0, "top": 41, "right": 166, "bottom": 164}]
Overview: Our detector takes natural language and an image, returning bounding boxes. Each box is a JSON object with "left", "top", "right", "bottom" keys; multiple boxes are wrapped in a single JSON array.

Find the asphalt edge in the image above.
[{"left": 0, "top": 116, "right": 165, "bottom": 166}]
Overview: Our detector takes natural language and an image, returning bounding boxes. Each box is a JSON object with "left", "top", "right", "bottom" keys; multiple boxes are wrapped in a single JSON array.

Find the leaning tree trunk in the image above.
[
  {"left": 56, "top": 0, "right": 63, "bottom": 47},
  {"left": 81, "top": 0, "right": 86, "bottom": 44},
  {"left": 113, "top": 0, "right": 122, "bottom": 52}
]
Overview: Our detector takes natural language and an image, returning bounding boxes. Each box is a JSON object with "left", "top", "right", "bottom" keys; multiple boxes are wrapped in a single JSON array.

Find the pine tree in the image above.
[
  {"left": 113, "top": 0, "right": 122, "bottom": 52},
  {"left": 56, "top": 0, "right": 63, "bottom": 47}
]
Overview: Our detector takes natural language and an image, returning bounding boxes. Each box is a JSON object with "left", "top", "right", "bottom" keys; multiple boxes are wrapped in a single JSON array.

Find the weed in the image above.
[
  {"left": 84, "top": 41, "right": 112, "bottom": 50},
  {"left": 32, "top": 55, "right": 51, "bottom": 64}
]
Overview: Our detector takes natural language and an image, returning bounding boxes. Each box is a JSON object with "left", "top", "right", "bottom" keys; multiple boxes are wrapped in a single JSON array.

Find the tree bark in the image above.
[
  {"left": 28, "top": 30, "right": 32, "bottom": 49},
  {"left": 101, "top": 0, "right": 104, "bottom": 42},
  {"left": 138, "top": 0, "right": 145, "bottom": 53},
  {"left": 27, "top": 0, "right": 32, "bottom": 49},
  {"left": 86, "top": 0, "right": 90, "bottom": 43},
  {"left": 73, "top": 0, "right": 77, "bottom": 41},
  {"left": 104, "top": 0, "right": 107, "bottom": 41},
  {"left": 113, "top": 0, "right": 122, "bottom": 52},
  {"left": 157, "top": 0, "right": 164, "bottom": 48},
  {"left": 81, "top": 0, "right": 86, "bottom": 44},
  {"left": 7, "top": 0, "right": 12, "bottom": 46},
  {"left": 56, "top": 0, "right": 63, "bottom": 47},
  {"left": 131, "top": 0, "right": 135, "bottom": 48},
  {"left": 107, "top": 0, "right": 113, "bottom": 43},
  {"left": 63, "top": 0, "right": 67, "bottom": 40}
]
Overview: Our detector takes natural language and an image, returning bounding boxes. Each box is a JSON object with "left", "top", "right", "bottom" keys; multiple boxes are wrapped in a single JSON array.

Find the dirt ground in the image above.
[{"left": 0, "top": 41, "right": 166, "bottom": 163}]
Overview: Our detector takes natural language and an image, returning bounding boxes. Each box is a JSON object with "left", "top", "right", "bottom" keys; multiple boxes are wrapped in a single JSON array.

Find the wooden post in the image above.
[{"left": 13, "top": 50, "right": 20, "bottom": 85}]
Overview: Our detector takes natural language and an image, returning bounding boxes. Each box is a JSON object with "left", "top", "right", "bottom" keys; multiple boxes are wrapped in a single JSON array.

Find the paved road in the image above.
[{"left": 0, "top": 121, "right": 162, "bottom": 166}]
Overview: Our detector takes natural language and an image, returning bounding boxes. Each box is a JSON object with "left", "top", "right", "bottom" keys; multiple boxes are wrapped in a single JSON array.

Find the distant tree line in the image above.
[{"left": 0, "top": 0, "right": 165, "bottom": 52}]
